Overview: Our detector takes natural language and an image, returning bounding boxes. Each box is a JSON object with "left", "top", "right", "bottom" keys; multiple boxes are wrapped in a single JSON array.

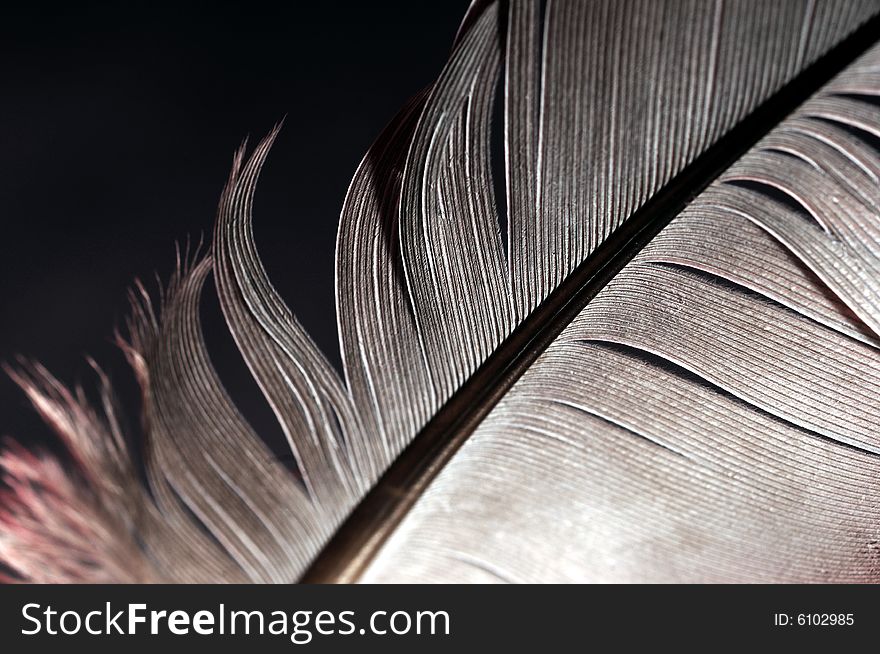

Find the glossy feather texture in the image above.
[
  {"left": 2, "top": 0, "right": 880, "bottom": 583},
  {"left": 361, "top": 45, "right": 880, "bottom": 581}
]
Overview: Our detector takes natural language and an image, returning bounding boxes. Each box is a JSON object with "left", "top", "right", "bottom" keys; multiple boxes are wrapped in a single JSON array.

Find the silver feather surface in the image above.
[
  {"left": 2, "top": 0, "right": 880, "bottom": 583},
  {"left": 360, "top": 43, "right": 880, "bottom": 582}
]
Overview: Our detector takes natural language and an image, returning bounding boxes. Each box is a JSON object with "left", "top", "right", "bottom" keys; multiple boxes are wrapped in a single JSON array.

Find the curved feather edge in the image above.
[
  {"left": 3, "top": 0, "right": 880, "bottom": 582},
  {"left": 358, "top": 43, "right": 880, "bottom": 583},
  {"left": 1, "top": 256, "right": 324, "bottom": 582}
]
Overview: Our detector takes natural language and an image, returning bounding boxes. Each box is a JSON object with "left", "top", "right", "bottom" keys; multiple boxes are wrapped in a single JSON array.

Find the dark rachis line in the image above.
[{"left": 301, "top": 12, "right": 880, "bottom": 583}]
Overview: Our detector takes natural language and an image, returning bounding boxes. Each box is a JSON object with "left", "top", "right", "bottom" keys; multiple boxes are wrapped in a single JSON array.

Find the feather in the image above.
[
  {"left": 120, "top": 253, "right": 321, "bottom": 582},
  {"left": 3, "top": 0, "right": 880, "bottom": 583},
  {"left": 358, "top": 44, "right": 880, "bottom": 582}
]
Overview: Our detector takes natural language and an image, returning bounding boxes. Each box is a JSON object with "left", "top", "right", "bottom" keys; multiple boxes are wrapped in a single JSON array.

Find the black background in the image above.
[{"left": 0, "top": 1, "right": 465, "bottom": 454}]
